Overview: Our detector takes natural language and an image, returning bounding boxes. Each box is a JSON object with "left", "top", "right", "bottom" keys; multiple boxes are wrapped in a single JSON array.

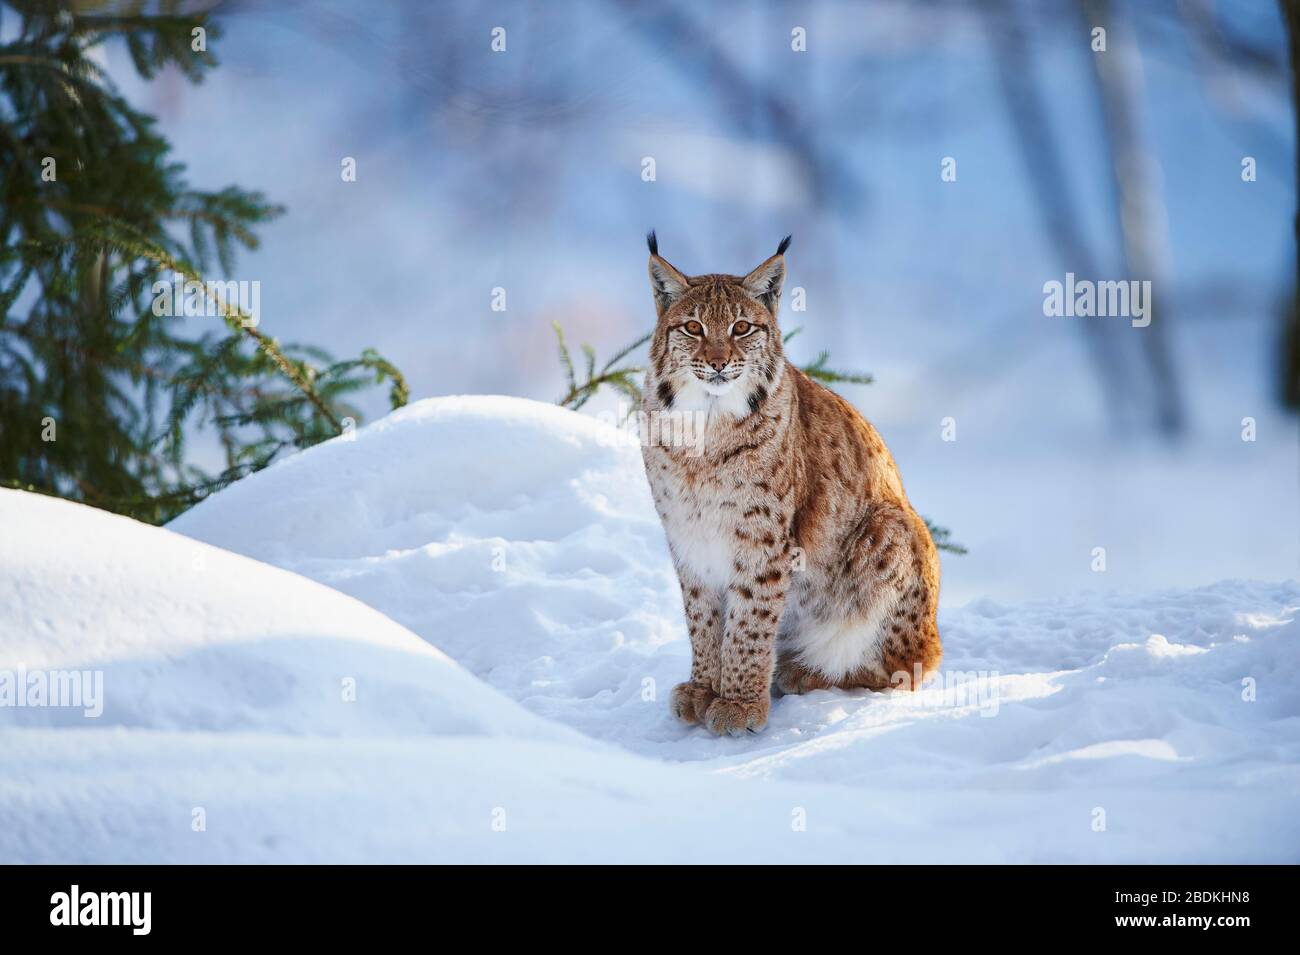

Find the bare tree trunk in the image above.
[
  {"left": 1083, "top": 0, "right": 1184, "bottom": 436},
  {"left": 983, "top": 0, "right": 1134, "bottom": 434},
  {"left": 1280, "top": 0, "right": 1300, "bottom": 412}
]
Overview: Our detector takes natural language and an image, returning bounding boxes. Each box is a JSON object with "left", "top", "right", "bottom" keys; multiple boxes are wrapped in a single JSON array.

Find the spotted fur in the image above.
[{"left": 642, "top": 234, "right": 942, "bottom": 736}]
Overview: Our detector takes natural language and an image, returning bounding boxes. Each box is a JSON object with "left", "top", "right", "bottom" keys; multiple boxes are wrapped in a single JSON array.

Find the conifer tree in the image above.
[{"left": 0, "top": 0, "right": 407, "bottom": 523}]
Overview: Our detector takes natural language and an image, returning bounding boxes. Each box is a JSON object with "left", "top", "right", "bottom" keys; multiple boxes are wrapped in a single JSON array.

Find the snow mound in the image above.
[
  {"left": 173, "top": 395, "right": 682, "bottom": 744},
  {"left": 0, "top": 488, "right": 564, "bottom": 742}
]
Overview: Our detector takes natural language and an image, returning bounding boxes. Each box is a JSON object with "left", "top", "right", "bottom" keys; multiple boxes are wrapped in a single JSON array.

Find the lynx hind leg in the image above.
[
  {"left": 779, "top": 617, "right": 940, "bottom": 695},
  {"left": 776, "top": 629, "right": 938, "bottom": 695},
  {"left": 873, "top": 617, "right": 941, "bottom": 691},
  {"left": 841, "top": 504, "right": 943, "bottom": 692},
  {"left": 870, "top": 516, "right": 942, "bottom": 691},
  {"left": 840, "top": 617, "right": 941, "bottom": 692},
  {"left": 773, "top": 656, "right": 834, "bottom": 696}
]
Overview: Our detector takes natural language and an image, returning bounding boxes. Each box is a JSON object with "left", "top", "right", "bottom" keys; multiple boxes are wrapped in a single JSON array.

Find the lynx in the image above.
[{"left": 640, "top": 232, "right": 942, "bottom": 736}]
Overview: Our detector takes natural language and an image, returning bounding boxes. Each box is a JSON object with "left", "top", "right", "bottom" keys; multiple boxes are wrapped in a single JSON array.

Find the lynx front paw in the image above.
[
  {"left": 704, "top": 696, "right": 769, "bottom": 737},
  {"left": 670, "top": 682, "right": 717, "bottom": 725}
]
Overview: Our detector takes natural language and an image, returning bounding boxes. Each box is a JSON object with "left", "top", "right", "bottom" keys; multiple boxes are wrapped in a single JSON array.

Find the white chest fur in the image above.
[
  {"left": 654, "top": 475, "right": 737, "bottom": 589},
  {"left": 644, "top": 376, "right": 759, "bottom": 590}
]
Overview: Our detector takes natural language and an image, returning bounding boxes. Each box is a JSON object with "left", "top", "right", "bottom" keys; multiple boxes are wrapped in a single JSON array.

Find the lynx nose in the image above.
[{"left": 707, "top": 357, "right": 727, "bottom": 372}]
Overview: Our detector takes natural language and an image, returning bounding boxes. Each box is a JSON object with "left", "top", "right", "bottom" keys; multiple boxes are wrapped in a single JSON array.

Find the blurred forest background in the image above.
[{"left": 2, "top": 0, "right": 1298, "bottom": 604}]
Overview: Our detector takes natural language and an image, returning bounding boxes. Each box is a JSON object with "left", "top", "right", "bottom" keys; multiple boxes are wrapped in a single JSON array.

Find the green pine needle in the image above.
[{"left": 0, "top": 2, "right": 408, "bottom": 524}]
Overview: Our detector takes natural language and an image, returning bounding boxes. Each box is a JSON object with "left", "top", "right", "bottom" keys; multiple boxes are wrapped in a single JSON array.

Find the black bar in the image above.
[{"left": 0, "top": 865, "right": 1288, "bottom": 941}]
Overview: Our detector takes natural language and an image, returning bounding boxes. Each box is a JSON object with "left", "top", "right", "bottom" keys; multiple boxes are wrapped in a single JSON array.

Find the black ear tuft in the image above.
[
  {"left": 776, "top": 234, "right": 792, "bottom": 256},
  {"left": 646, "top": 229, "right": 658, "bottom": 256}
]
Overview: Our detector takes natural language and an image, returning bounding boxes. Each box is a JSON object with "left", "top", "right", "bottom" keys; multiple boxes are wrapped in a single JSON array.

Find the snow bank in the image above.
[
  {"left": 0, "top": 489, "right": 562, "bottom": 742},
  {"left": 173, "top": 395, "right": 681, "bottom": 746},
  {"left": 3, "top": 396, "right": 1298, "bottom": 861}
]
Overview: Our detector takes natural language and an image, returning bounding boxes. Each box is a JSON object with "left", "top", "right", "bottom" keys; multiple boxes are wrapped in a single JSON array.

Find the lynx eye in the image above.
[
  {"left": 732, "top": 320, "right": 753, "bottom": 336},
  {"left": 683, "top": 320, "right": 704, "bottom": 336}
]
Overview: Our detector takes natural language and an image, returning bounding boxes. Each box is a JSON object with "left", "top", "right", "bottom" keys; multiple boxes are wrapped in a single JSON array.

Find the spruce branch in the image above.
[
  {"left": 800, "top": 350, "right": 874, "bottom": 386},
  {"left": 924, "top": 519, "right": 967, "bottom": 556},
  {"left": 0, "top": 0, "right": 409, "bottom": 523},
  {"left": 553, "top": 321, "right": 649, "bottom": 410},
  {"left": 67, "top": 215, "right": 350, "bottom": 435}
]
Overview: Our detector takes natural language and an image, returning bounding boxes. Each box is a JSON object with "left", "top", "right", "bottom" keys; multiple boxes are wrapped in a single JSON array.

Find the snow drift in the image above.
[
  {"left": 0, "top": 488, "right": 566, "bottom": 741},
  {"left": 2, "top": 395, "right": 1298, "bottom": 862}
]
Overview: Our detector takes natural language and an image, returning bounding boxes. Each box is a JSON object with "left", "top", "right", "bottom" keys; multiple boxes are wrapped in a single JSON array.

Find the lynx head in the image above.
[{"left": 645, "top": 231, "right": 789, "bottom": 416}]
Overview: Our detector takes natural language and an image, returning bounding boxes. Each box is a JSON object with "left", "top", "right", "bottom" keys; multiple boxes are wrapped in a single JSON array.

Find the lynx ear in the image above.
[
  {"left": 742, "top": 235, "right": 790, "bottom": 317},
  {"left": 646, "top": 230, "right": 690, "bottom": 315}
]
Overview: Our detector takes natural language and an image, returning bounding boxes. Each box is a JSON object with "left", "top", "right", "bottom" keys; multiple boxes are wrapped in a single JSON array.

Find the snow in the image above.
[
  {"left": 3, "top": 395, "right": 1298, "bottom": 862},
  {"left": 0, "top": 488, "right": 563, "bottom": 743}
]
